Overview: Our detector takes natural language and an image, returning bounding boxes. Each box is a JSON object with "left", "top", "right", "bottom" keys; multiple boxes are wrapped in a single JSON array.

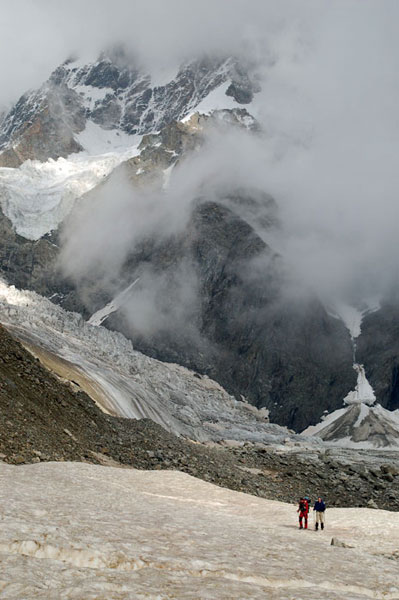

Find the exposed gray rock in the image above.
[
  {"left": 331, "top": 538, "right": 354, "bottom": 548},
  {"left": 0, "top": 85, "right": 85, "bottom": 167},
  {"left": 357, "top": 302, "right": 399, "bottom": 412}
]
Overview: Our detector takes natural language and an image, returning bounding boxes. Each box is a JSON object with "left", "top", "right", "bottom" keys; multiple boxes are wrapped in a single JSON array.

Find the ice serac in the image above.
[{"left": 0, "top": 147, "right": 140, "bottom": 240}]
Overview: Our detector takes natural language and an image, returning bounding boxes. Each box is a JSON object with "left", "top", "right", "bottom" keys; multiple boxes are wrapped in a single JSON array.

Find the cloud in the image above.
[
  {"left": 0, "top": 0, "right": 323, "bottom": 107},
  {"left": 3, "top": 0, "right": 397, "bottom": 311},
  {"left": 254, "top": 1, "right": 399, "bottom": 303}
]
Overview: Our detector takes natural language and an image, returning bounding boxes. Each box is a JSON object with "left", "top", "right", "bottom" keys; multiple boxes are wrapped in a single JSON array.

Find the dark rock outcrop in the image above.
[
  {"left": 0, "top": 208, "right": 83, "bottom": 313},
  {"left": 357, "top": 303, "right": 399, "bottom": 411},
  {"left": 0, "top": 86, "right": 85, "bottom": 167}
]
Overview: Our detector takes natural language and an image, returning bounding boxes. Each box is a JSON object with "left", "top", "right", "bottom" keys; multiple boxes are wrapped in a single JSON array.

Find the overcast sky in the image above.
[{"left": 2, "top": 1, "right": 396, "bottom": 105}]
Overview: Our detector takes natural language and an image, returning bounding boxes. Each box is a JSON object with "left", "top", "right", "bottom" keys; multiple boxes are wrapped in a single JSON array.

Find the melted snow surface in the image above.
[
  {"left": 0, "top": 280, "right": 299, "bottom": 445},
  {"left": 0, "top": 462, "right": 398, "bottom": 599}
]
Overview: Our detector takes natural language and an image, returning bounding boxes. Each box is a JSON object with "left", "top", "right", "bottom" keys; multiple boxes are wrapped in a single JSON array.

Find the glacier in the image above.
[
  {"left": 0, "top": 144, "right": 140, "bottom": 240},
  {"left": 0, "top": 279, "right": 302, "bottom": 445}
]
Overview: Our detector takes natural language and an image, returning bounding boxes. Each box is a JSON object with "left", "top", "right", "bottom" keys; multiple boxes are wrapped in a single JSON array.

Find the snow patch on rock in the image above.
[{"left": 75, "top": 121, "right": 140, "bottom": 155}]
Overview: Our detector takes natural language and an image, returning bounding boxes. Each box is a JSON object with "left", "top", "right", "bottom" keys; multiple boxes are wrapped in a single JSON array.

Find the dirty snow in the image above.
[
  {"left": 303, "top": 408, "right": 348, "bottom": 437},
  {"left": 303, "top": 399, "right": 399, "bottom": 449},
  {"left": 0, "top": 462, "right": 398, "bottom": 599}
]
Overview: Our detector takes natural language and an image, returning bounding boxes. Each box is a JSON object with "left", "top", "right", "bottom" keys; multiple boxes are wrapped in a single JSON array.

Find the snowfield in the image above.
[{"left": 0, "top": 462, "right": 398, "bottom": 599}]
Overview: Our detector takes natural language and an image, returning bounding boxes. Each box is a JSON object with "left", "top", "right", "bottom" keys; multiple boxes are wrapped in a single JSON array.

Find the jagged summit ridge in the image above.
[{"left": 0, "top": 50, "right": 259, "bottom": 167}]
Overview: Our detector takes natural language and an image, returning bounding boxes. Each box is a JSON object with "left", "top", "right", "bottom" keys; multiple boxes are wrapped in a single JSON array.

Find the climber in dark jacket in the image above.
[{"left": 313, "top": 497, "right": 326, "bottom": 530}]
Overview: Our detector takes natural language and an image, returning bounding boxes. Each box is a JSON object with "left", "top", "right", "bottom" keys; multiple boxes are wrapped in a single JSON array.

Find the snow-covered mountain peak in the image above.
[
  {"left": 0, "top": 49, "right": 261, "bottom": 239},
  {"left": 0, "top": 50, "right": 260, "bottom": 168}
]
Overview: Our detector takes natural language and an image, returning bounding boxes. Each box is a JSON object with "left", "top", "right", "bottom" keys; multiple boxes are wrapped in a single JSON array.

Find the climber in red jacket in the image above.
[{"left": 297, "top": 497, "right": 309, "bottom": 529}]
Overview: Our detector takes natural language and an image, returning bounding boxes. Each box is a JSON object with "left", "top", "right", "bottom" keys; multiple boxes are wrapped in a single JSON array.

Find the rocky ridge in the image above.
[{"left": 0, "top": 50, "right": 259, "bottom": 167}]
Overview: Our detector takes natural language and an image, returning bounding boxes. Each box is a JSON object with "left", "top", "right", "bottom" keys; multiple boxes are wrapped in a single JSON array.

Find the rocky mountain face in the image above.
[
  {"left": 0, "top": 210, "right": 55, "bottom": 294},
  {"left": 357, "top": 302, "right": 399, "bottom": 412},
  {"left": 0, "top": 85, "right": 85, "bottom": 167},
  {"left": 100, "top": 199, "right": 355, "bottom": 432},
  {"left": 0, "top": 49, "right": 397, "bottom": 436}
]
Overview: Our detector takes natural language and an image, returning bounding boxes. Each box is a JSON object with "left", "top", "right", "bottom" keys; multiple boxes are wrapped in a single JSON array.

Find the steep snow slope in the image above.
[
  {"left": 0, "top": 462, "right": 398, "bottom": 599},
  {"left": 0, "top": 279, "right": 301, "bottom": 445}
]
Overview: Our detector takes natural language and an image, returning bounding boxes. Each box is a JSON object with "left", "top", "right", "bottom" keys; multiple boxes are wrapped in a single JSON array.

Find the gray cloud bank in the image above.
[{"left": 2, "top": 0, "right": 399, "bottom": 310}]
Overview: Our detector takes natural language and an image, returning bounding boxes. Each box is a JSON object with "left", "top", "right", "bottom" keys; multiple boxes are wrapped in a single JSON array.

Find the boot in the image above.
[
  {"left": 315, "top": 522, "right": 318, "bottom": 531},
  {"left": 321, "top": 523, "right": 324, "bottom": 530}
]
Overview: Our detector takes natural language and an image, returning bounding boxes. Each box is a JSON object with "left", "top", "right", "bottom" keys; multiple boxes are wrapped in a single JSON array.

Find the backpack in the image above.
[{"left": 299, "top": 500, "right": 307, "bottom": 513}]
